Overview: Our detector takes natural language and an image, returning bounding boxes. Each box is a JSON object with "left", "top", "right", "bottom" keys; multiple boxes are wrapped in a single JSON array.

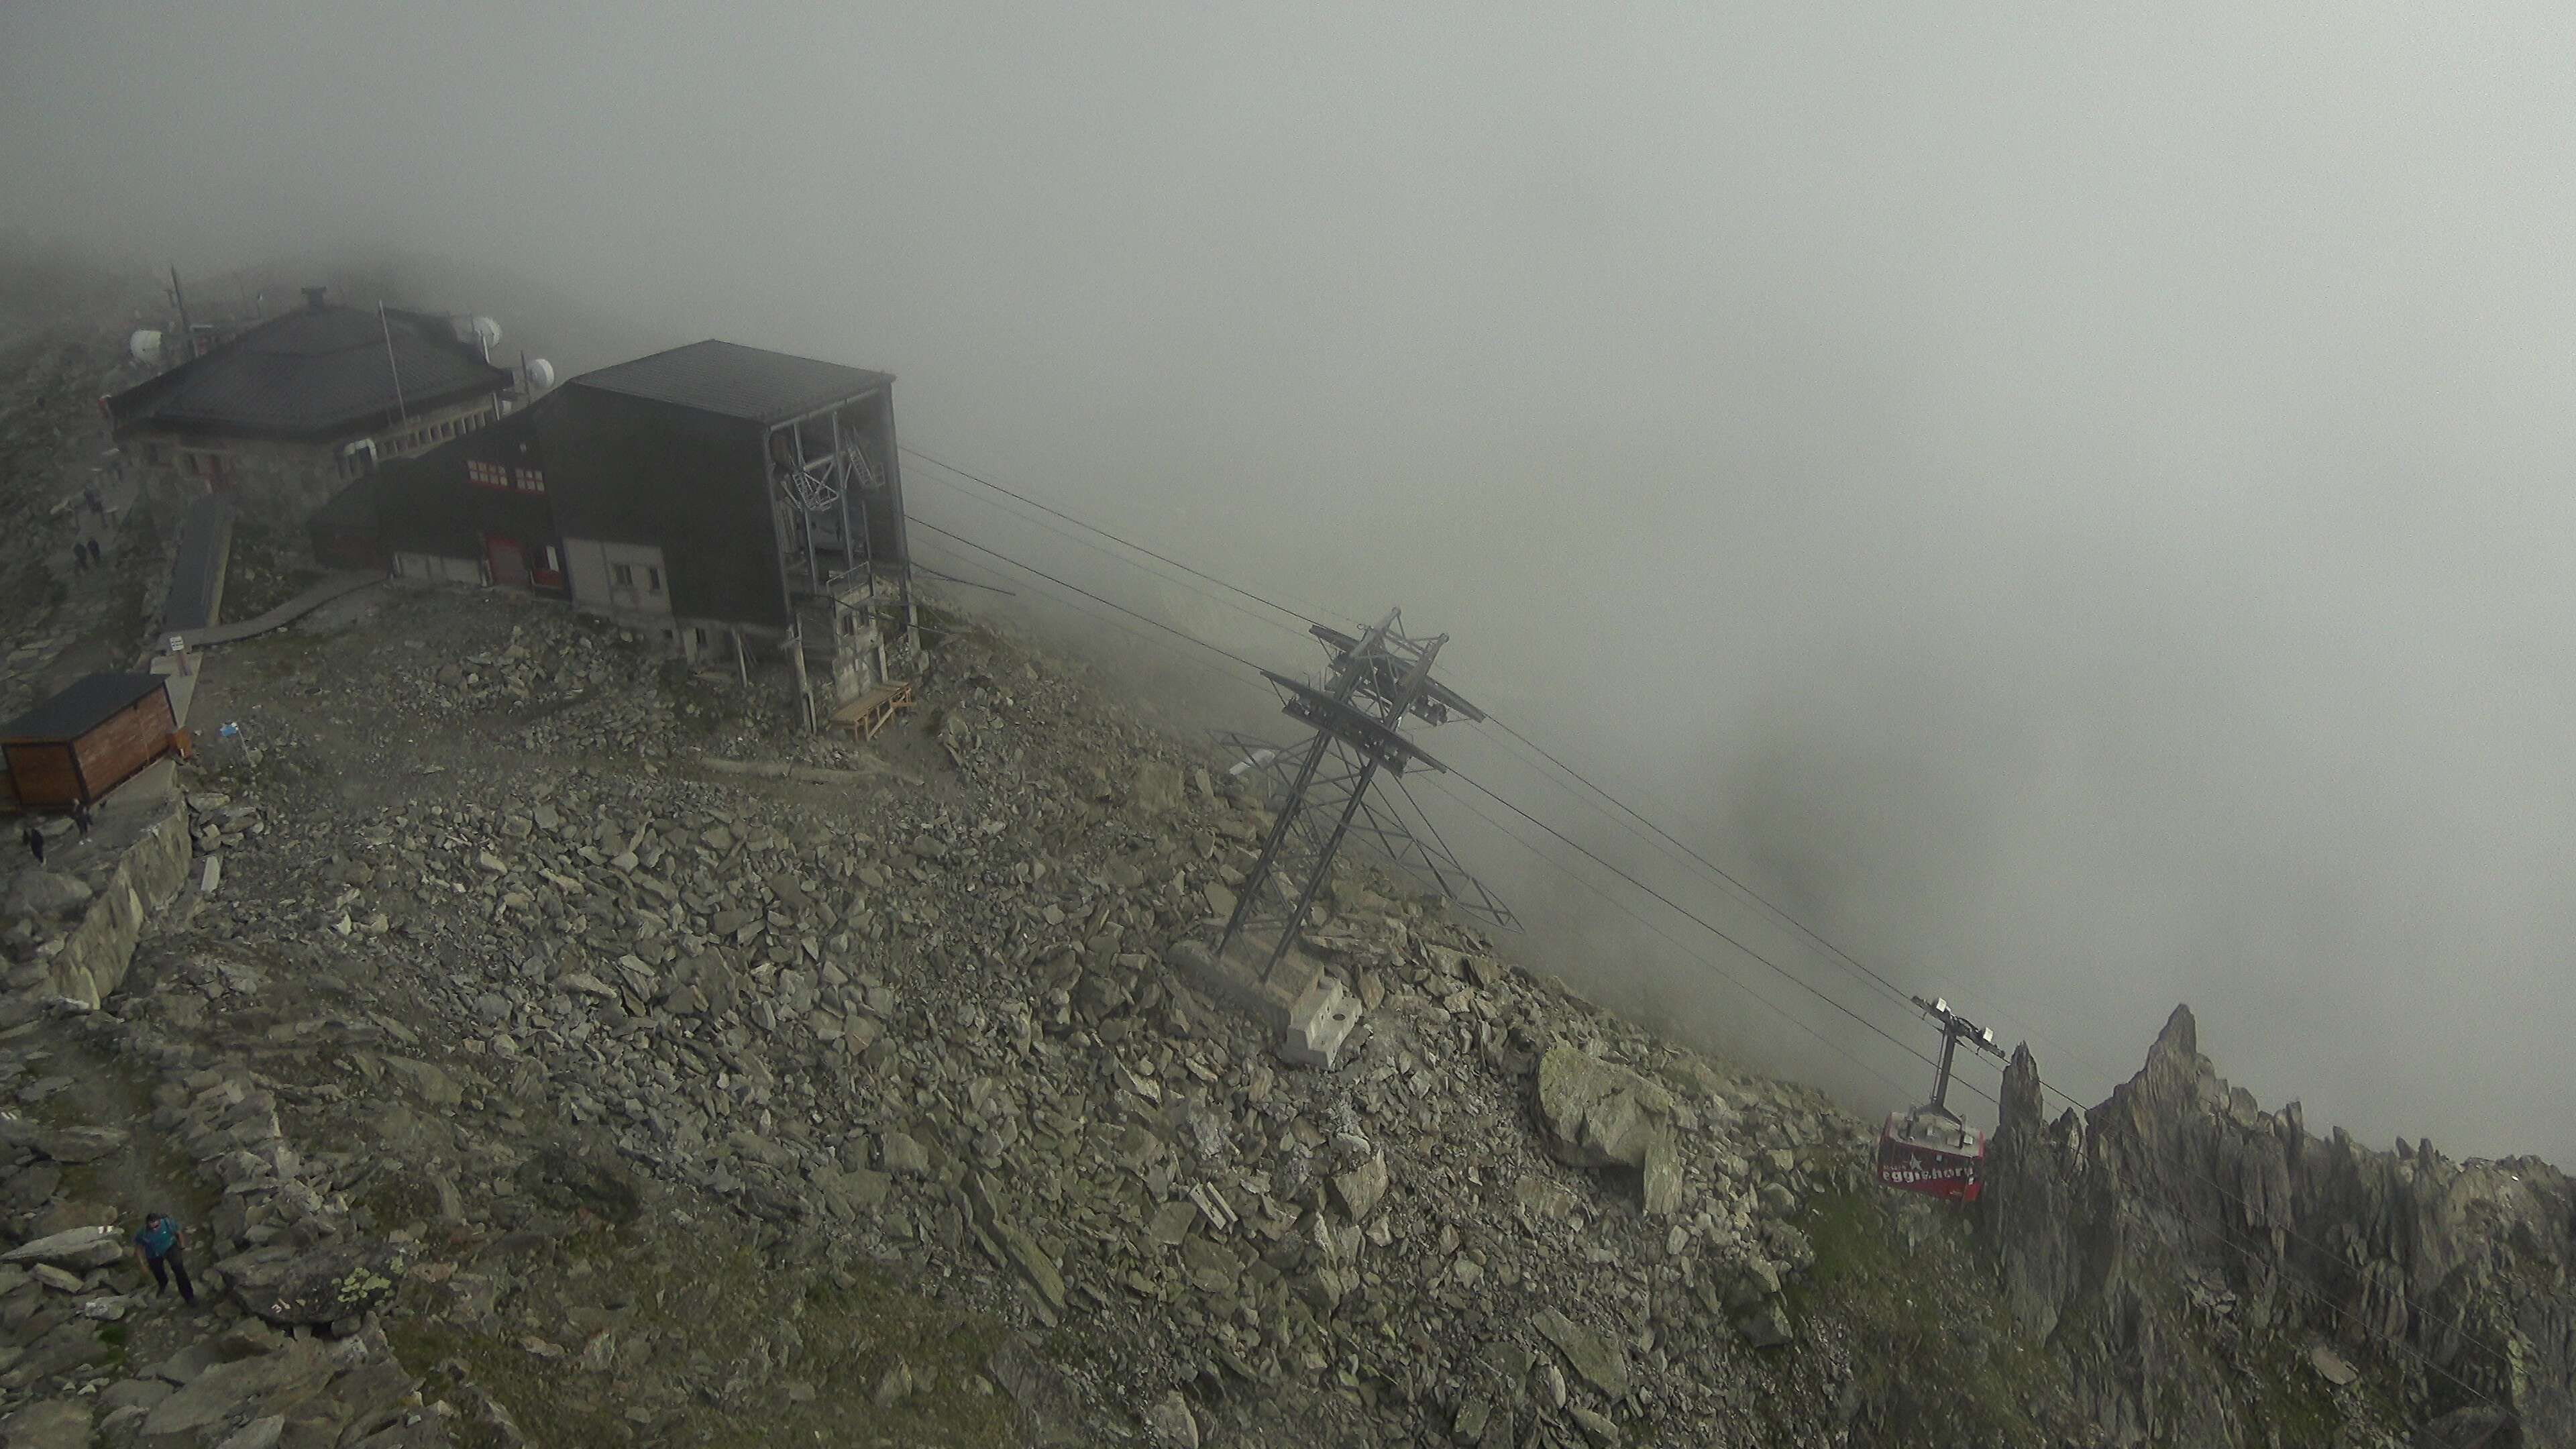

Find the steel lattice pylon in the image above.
[{"left": 1214, "top": 609, "right": 1518, "bottom": 985}]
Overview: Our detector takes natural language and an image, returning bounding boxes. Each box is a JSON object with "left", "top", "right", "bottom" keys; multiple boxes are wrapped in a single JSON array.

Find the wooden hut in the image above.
[{"left": 1, "top": 674, "right": 182, "bottom": 812}]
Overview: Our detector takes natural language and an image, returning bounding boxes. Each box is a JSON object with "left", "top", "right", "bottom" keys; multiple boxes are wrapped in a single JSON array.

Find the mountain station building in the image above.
[{"left": 307, "top": 339, "right": 915, "bottom": 731}]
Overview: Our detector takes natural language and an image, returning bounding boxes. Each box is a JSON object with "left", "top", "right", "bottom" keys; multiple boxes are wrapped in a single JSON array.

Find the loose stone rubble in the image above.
[
  {"left": 52, "top": 579, "right": 1909, "bottom": 1446},
  {"left": 0, "top": 998, "right": 525, "bottom": 1449}
]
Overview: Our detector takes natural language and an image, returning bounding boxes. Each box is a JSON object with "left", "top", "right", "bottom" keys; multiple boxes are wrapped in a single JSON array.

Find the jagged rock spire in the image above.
[
  {"left": 1998, "top": 1040, "right": 2045, "bottom": 1139},
  {"left": 2149, "top": 1002, "right": 2197, "bottom": 1063}
]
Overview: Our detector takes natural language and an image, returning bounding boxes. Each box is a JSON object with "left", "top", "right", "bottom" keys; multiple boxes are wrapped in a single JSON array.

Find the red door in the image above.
[{"left": 484, "top": 535, "right": 528, "bottom": 588}]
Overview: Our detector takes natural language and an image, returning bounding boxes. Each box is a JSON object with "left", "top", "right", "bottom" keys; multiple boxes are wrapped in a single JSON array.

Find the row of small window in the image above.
[
  {"left": 467, "top": 460, "right": 546, "bottom": 492},
  {"left": 394, "top": 411, "right": 493, "bottom": 455},
  {"left": 612, "top": 562, "right": 664, "bottom": 595}
]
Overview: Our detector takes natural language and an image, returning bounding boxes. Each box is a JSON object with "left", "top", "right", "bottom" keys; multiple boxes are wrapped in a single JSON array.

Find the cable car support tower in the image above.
[{"left": 1175, "top": 608, "right": 1517, "bottom": 1069}]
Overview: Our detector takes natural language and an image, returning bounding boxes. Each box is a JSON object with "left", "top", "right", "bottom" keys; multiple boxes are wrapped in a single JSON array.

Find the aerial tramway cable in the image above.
[{"left": 902, "top": 469, "right": 2513, "bottom": 1422}]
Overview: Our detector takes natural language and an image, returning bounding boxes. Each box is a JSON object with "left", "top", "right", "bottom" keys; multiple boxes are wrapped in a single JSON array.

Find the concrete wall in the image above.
[
  {"left": 390, "top": 553, "right": 486, "bottom": 586},
  {"left": 563, "top": 538, "right": 672, "bottom": 616}
]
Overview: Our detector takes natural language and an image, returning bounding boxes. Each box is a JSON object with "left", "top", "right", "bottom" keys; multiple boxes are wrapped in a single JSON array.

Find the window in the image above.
[
  {"left": 613, "top": 564, "right": 635, "bottom": 588},
  {"left": 468, "top": 460, "right": 511, "bottom": 490},
  {"left": 645, "top": 566, "right": 662, "bottom": 595},
  {"left": 513, "top": 466, "right": 545, "bottom": 493}
]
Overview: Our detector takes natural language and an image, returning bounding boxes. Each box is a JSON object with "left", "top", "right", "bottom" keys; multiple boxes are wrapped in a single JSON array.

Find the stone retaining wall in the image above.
[{"left": 32, "top": 796, "right": 190, "bottom": 1006}]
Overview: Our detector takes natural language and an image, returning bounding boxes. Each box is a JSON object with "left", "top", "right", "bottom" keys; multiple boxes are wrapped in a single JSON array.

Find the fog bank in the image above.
[{"left": 9, "top": 2, "right": 2576, "bottom": 1159}]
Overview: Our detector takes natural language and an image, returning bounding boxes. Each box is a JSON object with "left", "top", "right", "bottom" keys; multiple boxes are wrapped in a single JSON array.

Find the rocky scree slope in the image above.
[{"left": 127, "top": 585, "right": 2128, "bottom": 1446}]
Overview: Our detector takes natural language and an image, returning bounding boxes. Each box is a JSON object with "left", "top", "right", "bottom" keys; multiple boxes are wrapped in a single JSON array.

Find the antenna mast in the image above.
[
  {"left": 378, "top": 302, "right": 409, "bottom": 423},
  {"left": 168, "top": 266, "right": 193, "bottom": 361}
]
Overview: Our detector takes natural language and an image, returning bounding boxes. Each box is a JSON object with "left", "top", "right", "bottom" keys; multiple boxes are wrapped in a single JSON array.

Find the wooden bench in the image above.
[{"left": 831, "top": 680, "right": 916, "bottom": 741}]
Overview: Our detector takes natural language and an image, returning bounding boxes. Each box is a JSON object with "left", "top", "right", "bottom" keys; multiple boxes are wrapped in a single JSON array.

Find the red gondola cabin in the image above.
[
  {"left": 1876, "top": 1112, "right": 1988, "bottom": 1203},
  {"left": 1874, "top": 995, "right": 2008, "bottom": 1205}
]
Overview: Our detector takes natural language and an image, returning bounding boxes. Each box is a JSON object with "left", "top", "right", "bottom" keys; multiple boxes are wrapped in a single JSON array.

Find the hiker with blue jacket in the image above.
[{"left": 133, "top": 1212, "right": 195, "bottom": 1306}]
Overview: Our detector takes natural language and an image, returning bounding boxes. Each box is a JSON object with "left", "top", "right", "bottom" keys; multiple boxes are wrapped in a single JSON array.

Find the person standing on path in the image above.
[
  {"left": 86, "top": 539, "right": 103, "bottom": 568},
  {"left": 17, "top": 822, "right": 40, "bottom": 865},
  {"left": 70, "top": 539, "right": 87, "bottom": 574},
  {"left": 71, "top": 802, "right": 93, "bottom": 840},
  {"left": 132, "top": 1213, "right": 195, "bottom": 1306}
]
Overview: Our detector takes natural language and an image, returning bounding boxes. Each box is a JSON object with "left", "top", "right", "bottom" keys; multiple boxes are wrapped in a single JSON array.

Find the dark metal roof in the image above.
[
  {"left": 161, "top": 496, "right": 235, "bottom": 634},
  {"left": 568, "top": 340, "right": 891, "bottom": 425},
  {"left": 107, "top": 304, "right": 513, "bottom": 440},
  {"left": 1, "top": 674, "right": 168, "bottom": 743}
]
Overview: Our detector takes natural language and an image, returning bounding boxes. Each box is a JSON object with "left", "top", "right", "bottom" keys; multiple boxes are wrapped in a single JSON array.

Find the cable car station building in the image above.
[{"left": 310, "top": 339, "right": 915, "bottom": 731}]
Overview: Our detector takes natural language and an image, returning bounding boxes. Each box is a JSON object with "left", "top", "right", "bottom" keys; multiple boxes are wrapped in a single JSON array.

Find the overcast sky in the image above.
[{"left": 10, "top": 2, "right": 2576, "bottom": 1161}]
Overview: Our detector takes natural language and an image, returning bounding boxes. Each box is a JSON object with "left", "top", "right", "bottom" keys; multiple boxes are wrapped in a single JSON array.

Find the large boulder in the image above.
[
  {"left": 3, "top": 871, "right": 93, "bottom": 921},
  {"left": 1330, "top": 1152, "right": 1389, "bottom": 1223},
  {"left": 224, "top": 1241, "right": 410, "bottom": 1327},
  {"left": 1533, "top": 1046, "right": 1676, "bottom": 1170},
  {"left": 143, "top": 1342, "right": 335, "bottom": 1437},
  {"left": 0, "top": 1399, "right": 91, "bottom": 1449},
  {"left": 0, "top": 1118, "right": 127, "bottom": 1164},
  {"left": 1143, "top": 1390, "right": 1199, "bottom": 1448},
  {"left": 1130, "top": 762, "right": 1185, "bottom": 814},
  {"left": 514, "top": 1141, "right": 641, "bottom": 1224},
  {"left": 1532, "top": 1305, "right": 1629, "bottom": 1401},
  {"left": 1534, "top": 1046, "right": 1690, "bottom": 1210},
  {"left": 3, "top": 1224, "right": 127, "bottom": 1270},
  {"left": 377, "top": 1056, "right": 462, "bottom": 1108},
  {"left": 987, "top": 1336, "right": 1085, "bottom": 1447}
]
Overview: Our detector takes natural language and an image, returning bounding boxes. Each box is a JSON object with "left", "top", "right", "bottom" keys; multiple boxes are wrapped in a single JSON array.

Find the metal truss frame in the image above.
[
  {"left": 1214, "top": 609, "right": 1517, "bottom": 983},
  {"left": 1215, "top": 727, "right": 1519, "bottom": 936}
]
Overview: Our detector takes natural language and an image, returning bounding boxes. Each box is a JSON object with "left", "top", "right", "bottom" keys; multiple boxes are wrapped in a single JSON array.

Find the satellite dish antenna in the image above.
[
  {"left": 525, "top": 358, "right": 555, "bottom": 391},
  {"left": 128, "top": 330, "right": 163, "bottom": 366},
  {"left": 451, "top": 315, "right": 503, "bottom": 361}
]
